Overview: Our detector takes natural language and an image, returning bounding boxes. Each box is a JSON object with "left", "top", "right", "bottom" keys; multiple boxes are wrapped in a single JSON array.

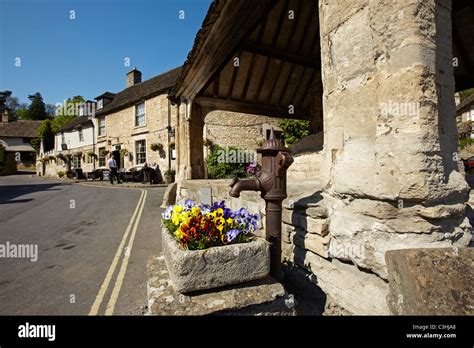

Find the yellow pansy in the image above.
[
  {"left": 191, "top": 206, "right": 201, "bottom": 216},
  {"left": 215, "top": 217, "right": 225, "bottom": 232},
  {"left": 173, "top": 205, "right": 183, "bottom": 214}
]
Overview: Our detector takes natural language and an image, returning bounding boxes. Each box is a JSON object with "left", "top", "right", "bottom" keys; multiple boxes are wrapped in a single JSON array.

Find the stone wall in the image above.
[{"left": 204, "top": 111, "right": 281, "bottom": 150}]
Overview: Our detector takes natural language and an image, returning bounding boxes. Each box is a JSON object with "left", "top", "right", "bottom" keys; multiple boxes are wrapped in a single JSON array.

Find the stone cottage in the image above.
[
  {"left": 0, "top": 110, "right": 41, "bottom": 175},
  {"left": 168, "top": 0, "right": 474, "bottom": 314}
]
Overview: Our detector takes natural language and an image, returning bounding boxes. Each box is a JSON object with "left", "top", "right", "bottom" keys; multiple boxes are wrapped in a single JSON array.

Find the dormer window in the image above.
[{"left": 97, "top": 99, "right": 104, "bottom": 110}]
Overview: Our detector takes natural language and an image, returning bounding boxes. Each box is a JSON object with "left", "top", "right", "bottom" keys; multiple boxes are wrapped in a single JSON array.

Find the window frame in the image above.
[
  {"left": 98, "top": 147, "right": 106, "bottom": 167},
  {"left": 98, "top": 117, "right": 106, "bottom": 136},
  {"left": 135, "top": 102, "right": 146, "bottom": 127},
  {"left": 78, "top": 127, "right": 84, "bottom": 142},
  {"left": 72, "top": 156, "right": 81, "bottom": 169},
  {"left": 135, "top": 140, "right": 146, "bottom": 164}
]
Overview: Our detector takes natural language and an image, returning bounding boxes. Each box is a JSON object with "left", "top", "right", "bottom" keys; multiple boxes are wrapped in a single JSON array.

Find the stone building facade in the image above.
[
  {"left": 93, "top": 68, "right": 182, "bottom": 175},
  {"left": 0, "top": 111, "right": 41, "bottom": 175}
]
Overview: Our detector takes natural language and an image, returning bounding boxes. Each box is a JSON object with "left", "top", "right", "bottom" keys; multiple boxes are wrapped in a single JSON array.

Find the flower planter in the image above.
[{"left": 162, "top": 227, "right": 270, "bottom": 293}]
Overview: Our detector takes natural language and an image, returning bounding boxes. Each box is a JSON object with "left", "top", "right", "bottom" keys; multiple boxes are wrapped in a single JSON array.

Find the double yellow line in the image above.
[{"left": 89, "top": 189, "right": 147, "bottom": 315}]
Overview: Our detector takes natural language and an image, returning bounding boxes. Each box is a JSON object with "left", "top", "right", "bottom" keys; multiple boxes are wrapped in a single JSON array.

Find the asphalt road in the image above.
[{"left": 0, "top": 173, "right": 165, "bottom": 315}]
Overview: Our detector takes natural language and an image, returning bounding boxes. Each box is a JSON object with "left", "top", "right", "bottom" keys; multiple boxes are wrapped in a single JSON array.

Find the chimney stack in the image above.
[
  {"left": 2, "top": 110, "right": 10, "bottom": 123},
  {"left": 126, "top": 67, "right": 142, "bottom": 87}
]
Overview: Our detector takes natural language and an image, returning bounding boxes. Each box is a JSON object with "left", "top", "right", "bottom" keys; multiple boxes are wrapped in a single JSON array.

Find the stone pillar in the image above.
[
  {"left": 176, "top": 100, "right": 206, "bottom": 180},
  {"left": 319, "top": 0, "right": 471, "bottom": 279}
]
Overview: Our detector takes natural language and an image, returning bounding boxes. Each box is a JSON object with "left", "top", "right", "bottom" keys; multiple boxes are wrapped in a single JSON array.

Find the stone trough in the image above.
[{"left": 162, "top": 228, "right": 270, "bottom": 293}]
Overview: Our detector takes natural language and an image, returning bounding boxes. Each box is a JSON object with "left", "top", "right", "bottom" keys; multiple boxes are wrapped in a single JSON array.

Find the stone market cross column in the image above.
[
  {"left": 318, "top": 0, "right": 472, "bottom": 279},
  {"left": 176, "top": 100, "right": 206, "bottom": 180}
]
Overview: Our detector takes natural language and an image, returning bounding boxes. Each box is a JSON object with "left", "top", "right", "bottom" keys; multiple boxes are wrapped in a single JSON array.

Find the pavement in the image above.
[{"left": 0, "top": 173, "right": 166, "bottom": 315}]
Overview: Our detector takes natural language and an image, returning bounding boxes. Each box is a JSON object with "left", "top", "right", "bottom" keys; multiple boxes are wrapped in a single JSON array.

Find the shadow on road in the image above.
[{"left": 0, "top": 183, "right": 63, "bottom": 204}]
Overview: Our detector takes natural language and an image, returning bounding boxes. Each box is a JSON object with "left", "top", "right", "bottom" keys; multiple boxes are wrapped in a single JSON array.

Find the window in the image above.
[
  {"left": 97, "top": 99, "right": 103, "bottom": 110},
  {"left": 98, "top": 147, "right": 106, "bottom": 167},
  {"left": 135, "top": 140, "right": 146, "bottom": 164},
  {"left": 135, "top": 102, "right": 145, "bottom": 127},
  {"left": 22, "top": 138, "right": 31, "bottom": 144},
  {"left": 61, "top": 132, "right": 65, "bottom": 144},
  {"left": 98, "top": 117, "right": 106, "bottom": 136},
  {"left": 266, "top": 129, "right": 283, "bottom": 140},
  {"left": 72, "top": 156, "right": 81, "bottom": 169},
  {"left": 78, "top": 127, "right": 84, "bottom": 142}
]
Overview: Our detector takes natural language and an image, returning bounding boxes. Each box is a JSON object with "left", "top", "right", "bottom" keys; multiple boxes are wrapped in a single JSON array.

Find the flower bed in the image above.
[{"left": 161, "top": 200, "right": 270, "bottom": 293}]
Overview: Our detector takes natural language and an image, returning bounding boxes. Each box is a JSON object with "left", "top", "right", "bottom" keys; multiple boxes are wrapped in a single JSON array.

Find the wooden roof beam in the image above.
[{"left": 194, "top": 96, "right": 311, "bottom": 120}]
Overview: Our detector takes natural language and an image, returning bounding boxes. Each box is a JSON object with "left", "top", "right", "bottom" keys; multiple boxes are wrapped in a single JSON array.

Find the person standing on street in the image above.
[{"left": 107, "top": 153, "right": 121, "bottom": 185}]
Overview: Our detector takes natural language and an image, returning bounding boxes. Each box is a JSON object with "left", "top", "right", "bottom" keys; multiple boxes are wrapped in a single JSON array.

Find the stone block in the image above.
[
  {"left": 292, "top": 246, "right": 390, "bottom": 315},
  {"left": 162, "top": 228, "right": 270, "bottom": 293},
  {"left": 161, "top": 182, "right": 177, "bottom": 207},
  {"left": 292, "top": 231, "right": 330, "bottom": 258},
  {"left": 282, "top": 209, "right": 329, "bottom": 236},
  {"left": 386, "top": 247, "right": 474, "bottom": 315}
]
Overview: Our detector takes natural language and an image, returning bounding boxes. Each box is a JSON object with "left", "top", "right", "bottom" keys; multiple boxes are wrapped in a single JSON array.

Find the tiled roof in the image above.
[
  {"left": 95, "top": 92, "right": 116, "bottom": 99},
  {"left": 0, "top": 120, "right": 42, "bottom": 138},
  {"left": 457, "top": 94, "right": 474, "bottom": 114},
  {"left": 95, "top": 66, "right": 183, "bottom": 117},
  {"left": 56, "top": 117, "right": 93, "bottom": 133}
]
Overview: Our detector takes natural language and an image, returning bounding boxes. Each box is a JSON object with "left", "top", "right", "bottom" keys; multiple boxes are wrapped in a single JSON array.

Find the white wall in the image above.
[{"left": 55, "top": 120, "right": 96, "bottom": 151}]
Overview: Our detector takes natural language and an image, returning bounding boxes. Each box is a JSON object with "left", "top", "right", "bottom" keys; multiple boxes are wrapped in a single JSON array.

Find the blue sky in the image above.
[{"left": 0, "top": 0, "right": 211, "bottom": 106}]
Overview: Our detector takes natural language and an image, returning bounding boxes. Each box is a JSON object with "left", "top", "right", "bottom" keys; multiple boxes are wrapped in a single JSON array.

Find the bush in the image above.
[
  {"left": 278, "top": 119, "right": 311, "bottom": 146},
  {"left": 460, "top": 137, "right": 474, "bottom": 149},
  {"left": 57, "top": 171, "right": 65, "bottom": 178},
  {"left": 206, "top": 144, "right": 249, "bottom": 179}
]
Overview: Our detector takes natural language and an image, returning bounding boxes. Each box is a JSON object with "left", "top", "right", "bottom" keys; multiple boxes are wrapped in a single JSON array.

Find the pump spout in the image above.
[{"left": 229, "top": 177, "right": 261, "bottom": 198}]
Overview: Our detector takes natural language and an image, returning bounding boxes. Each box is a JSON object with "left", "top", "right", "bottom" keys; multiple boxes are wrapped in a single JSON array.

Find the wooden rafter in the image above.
[
  {"left": 253, "top": 0, "right": 290, "bottom": 103},
  {"left": 275, "top": 2, "right": 314, "bottom": 105},
  {"left": 242, "top": 41, "right": 319, "bottom": 69},
  {"left": 226, "top": 52, "right": 241, "bottom": 100},
  {"left": 241, "top": 14, "right": 269, "bottom": 100}
]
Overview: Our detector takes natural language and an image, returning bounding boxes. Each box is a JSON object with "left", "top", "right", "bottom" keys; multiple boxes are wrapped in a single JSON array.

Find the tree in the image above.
[
  {"left": 37, "top": 119, "right": 54, "bottom": 152},
  {"left": 278, "top": 119, "right": 311, "bottom": 147},
  {"left": 459, "top": 88, "right": 474, "bottom": 101},
  {"left": 24, "top": 93, "right": 49, "bottom": 120},
  {"left": 0, "top": 90, "right": 12, "bottom": 113},
  {"left": 55, "top": 95, "right": 86, "bottom": 117}
]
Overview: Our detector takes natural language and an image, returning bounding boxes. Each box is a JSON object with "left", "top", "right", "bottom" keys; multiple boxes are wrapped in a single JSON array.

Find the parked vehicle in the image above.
[{"left": 463, "top": 156, "right": 474, "bottom": 172}]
